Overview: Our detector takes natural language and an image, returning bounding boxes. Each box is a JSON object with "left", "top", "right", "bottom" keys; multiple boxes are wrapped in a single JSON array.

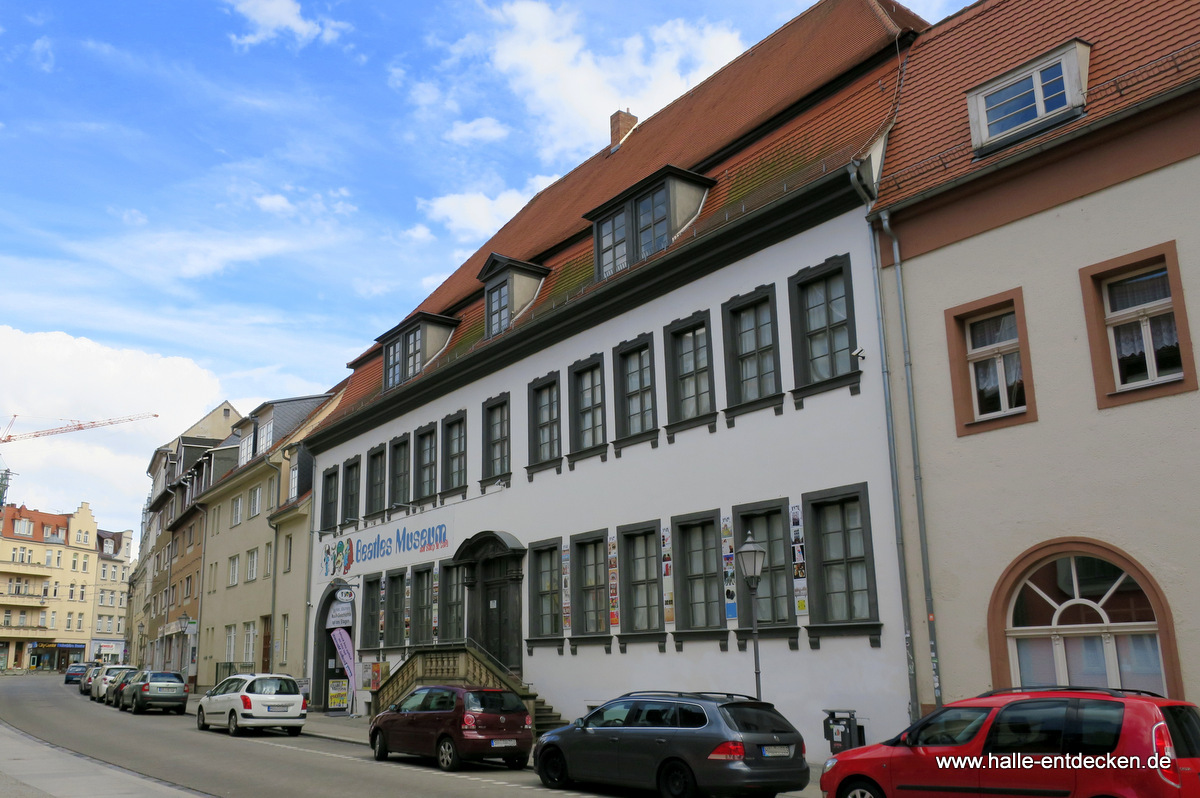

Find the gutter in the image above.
[
  {"left": 880, "top": 210, "right": 942, "bottom": 709},
  {"left": 870, "top": 77, "right": 1200, "bottom": 220},
  {"left": 849, "top": 160, "right": 922, "bottom": 723}
]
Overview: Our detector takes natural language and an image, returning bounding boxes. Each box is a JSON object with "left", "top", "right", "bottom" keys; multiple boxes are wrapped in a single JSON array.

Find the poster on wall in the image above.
[
  {"left": 432, "top": 563, "right": 440, "bottom": 641},
  {"left": 404, "top": 580, "right": 412, "bottom": 645},
  {"left": 661, "top": 526, "right": 674, "bottom": 624},
  {"left": 790, "top": 503, "right": 808, "bottom": 615},
  {"left": 328, "top": 679, "right": 349, "bottom": 710},
  {"left": 560, "top": 541, "right": 571, "bottom": 632},
  {"left": 722, "top": 516, "right": 737, "bottom": 620},
  {"left": 361, "top": 661, "right": 391, "bottom": 690},
  {"left": 607, "top": 529, "right": 620, "bottom": 628}
]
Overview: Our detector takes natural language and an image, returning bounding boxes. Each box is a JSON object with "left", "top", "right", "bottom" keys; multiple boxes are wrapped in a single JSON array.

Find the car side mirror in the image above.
[
  {"left": 388, "top": 704, "right": 397, "bottom": 712},
  {"left": 204, "top": 690, "right": 213, "bottom": 697},
  {"left": 899, "top": 731, "right": 910, "bottom": 746},
  {"left": 573, "top": 718, "right": 583, "bottom": 729}
]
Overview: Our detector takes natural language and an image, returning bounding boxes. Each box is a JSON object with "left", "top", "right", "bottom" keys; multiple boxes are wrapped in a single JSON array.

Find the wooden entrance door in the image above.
[{"left": 480, "top": 557, "right": 521, "bottom": 674}]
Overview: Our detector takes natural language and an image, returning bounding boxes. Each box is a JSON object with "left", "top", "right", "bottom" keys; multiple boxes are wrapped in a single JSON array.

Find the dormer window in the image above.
[
  {"left": 585, "top": 165, "right": 714, "bottom": 281},
  {"left": 378, "top": 312, "right": 460, "bottom": 390},
  {"left": 477, "top": 254, "right": 550, "bottom": 339},
  {"left": 968, "top": 40, "right": 1090, "bottom": 154}
]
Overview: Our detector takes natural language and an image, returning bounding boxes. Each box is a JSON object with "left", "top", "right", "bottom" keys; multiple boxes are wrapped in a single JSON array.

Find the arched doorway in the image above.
[
  {"left": 452, "top": 531, "right": 525, "bottom": 676},
  {"left": 987, "top": 538, "right": 1183, "bottom": 698},
  {"left": 311, "top": 579, "right": 356, "bottom": 710}
]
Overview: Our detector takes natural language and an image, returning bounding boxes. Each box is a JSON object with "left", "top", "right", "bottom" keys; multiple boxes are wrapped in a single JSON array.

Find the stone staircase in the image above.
[{"left": 370, "top": 639, "right": 566, "bottom": 737}]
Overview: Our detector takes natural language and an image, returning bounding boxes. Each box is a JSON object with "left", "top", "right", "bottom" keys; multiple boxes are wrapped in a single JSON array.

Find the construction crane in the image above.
[
  {"left": 0, "top": 412, "right": 159, "bottom": 444},
  {"left": 0, "top": 412, "right": 158, "bottom": 506}
]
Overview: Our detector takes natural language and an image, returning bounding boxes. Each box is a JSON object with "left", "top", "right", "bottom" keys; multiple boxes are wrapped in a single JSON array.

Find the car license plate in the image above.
[
  {"left": 762, "top": 745, "right": 790, "bottom": 757},
  {"left": 490, "top": 739, "right": 517, "bottom": 748},
  {"left": 267, "top": 705, "right": 288, "bottom": 713}
]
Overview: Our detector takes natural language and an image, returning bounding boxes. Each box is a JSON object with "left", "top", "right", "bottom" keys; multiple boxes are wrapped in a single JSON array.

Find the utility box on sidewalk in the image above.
[{"left": 822, "top": 709, "right": 865, "bottom": 754}]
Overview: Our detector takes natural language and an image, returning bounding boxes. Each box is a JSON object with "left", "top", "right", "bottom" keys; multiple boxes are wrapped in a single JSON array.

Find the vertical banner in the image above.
[
  {"left": 330, "top": 627, "right": 356, "bottom": 679},
  {"left": 560, "top": 540, "right": 571, "bottom": 632},
  {"left": 403, "top": 574, "right": 412, "bottom": 646},
  {"left": 790, "top": 503, "right": 808, "bottom": 615},
  {"left": 377, "top": 579, "right": 386, "bottom": 646},
  {"left": 432, "top": 562, "right": 440, "bottom": 641},
  {"left": 607, "top": 529, "right": 619, "bottom": 629},
  {"left": 661, "top": 526, "right": 674, "bottom": 624},
  {"left": 722, "top": 516, "right": 737, "bottom": 620}
]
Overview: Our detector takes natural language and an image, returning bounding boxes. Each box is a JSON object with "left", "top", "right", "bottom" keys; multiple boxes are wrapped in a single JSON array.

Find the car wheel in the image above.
[
  {"left": 132, "top": 697, "right": 145, "bottom": 714},
  {"left": 436, "top": 736, "right": 461, "bottom": 772},
  {"left": 658, "top": 760, "right": 698, "bottom": 798},
  {"left": 504, "top": 756, "right": 527, "bottom": 770},
  {"left": 840, "top": 781, "right": 885, "bottom": 798},
  {"left": 117, "top": 697, "right": 127, "bottom": 712},
  {"left": 228, "top": 712, "right": 242, "bottom": 737},
  {"left": 286, "top": 726, "right": 301, "bottom": 737},
  {"left": 372, "top": 732, "right": 389, "bottom": 761},
  {"left": 197, "top": 708, "right": 209, "bottom": 731},
  {"left": 537, "top": 748, "right": 571, "bottom": 789}
]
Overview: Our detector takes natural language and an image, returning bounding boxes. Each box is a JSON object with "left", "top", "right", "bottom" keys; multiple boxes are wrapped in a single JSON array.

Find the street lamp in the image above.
[
  {"left": 178, "top": 612, "right": 191, "bottom": 673},
  {"left": 137, "top": 623, "right": 145, "bottom": 668},
  {"left": 735, "top": 532, "right": 767, "bottom": 700}
]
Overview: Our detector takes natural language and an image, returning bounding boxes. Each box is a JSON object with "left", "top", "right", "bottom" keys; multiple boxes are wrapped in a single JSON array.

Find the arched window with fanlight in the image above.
[{"left": 1006, "top": 554, "right": 1165, "bottom": 694}]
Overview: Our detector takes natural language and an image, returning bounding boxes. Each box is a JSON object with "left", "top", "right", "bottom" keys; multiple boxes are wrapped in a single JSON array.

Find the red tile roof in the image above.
[
  {"left": 875, "top": 0, "right": 1200, "bottom": 210},
  {"left": 412, "top": 0, "right": 926, "bottom": 320}
]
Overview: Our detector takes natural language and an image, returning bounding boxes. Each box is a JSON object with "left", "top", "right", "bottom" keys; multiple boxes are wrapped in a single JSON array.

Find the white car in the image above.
[
  {"left": 91, "top": 664, "right": 136, "bottom": 702},
  {"left": 196, "top": 673, "right": 306, "bottom": 736}
]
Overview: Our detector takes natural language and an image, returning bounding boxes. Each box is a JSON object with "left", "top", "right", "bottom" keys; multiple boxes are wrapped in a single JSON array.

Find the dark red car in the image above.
[
  {"left": 369, "top": 684, "right": 533, "bottom": 771},
  {"left": 820, "top": 686, "right": 1200, "bottom": 798}
]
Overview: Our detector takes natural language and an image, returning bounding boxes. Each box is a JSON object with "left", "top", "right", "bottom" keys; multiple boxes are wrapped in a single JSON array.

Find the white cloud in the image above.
[
  {"left": 400, "top": 224, "right": 434, "bottom": 243},
  {"left": 0, "top": 326, "right": 225, "bottom": 536},
  {"left": 223, "top": 0, "right": 352, "bottom": 48},
  {"left": 254, "top": 193, "right": 296, "bottom": 214},
  {"left": 386, "top": 61, "right": 406, "bottom": 90},
  {"left": 444, "top": 117, "right": 509, "bottom": 145},
  {"left": 110, "top": 207, "right": 148, "bottom": 226},
  {"left": 419, "top": 174, "right": 558, "bottom": 243},
  {"left": 30, "top": 36, "right": 54, "bottom": 72},
  {"left": 488, "top": 1, "right": 743, "bottom": 163}
]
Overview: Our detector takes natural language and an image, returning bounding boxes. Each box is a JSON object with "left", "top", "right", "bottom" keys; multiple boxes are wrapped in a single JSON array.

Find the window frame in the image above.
[
  {"left": 388, "top": 434, "right": 411, "bottom": 512},
  {"left": 570, "top": 531, "right": 610, "bottom": 638},
  {"left": 526, "top": 371, "right": 562, "bottom": 476},
  {"left": 613, "top": 333, "right": 659, "bottom": 450},
  {"left": 788, "top": 254, "right": 862, "bottom": 404},
  {"left": 413, "top": 423, "right": 437, "bottom": 505},
  {"left": 361, "top": 574, "right": 381, "bottom": 650},
  {"left": 384, "top": 570, "right": 405, "bottom": 648},
  {"left": 320, "top": 467, "right": 338, "bottom": 531},
  {"left": 945, "top": 288, "right": 1038, "bottom": 436},
  {"left": 663, "top": 310, "right": 717, "bottom": 438},
  {"left": 1079, "top": 242, "right": 1196, "bottom": 409},
  {"left": 733, "top": 499, "right": 796, "bottom": 633},
  {"left": 366, "top": 444, "right": 387, "bottom": 517},
  {"left": 617, "top": 521, "right": 664, "bottom": 636},
  {"left": 440, "top": 411, "right": 468, "bottom": 501},
  {"left": 410, "top": 566, "right": 434, "bottom": 645},
  {"left": 567, "top": 354, "right": 607, "bottom": 465},
  {"left": 967, "top": 40, "right": 1089, "bottom": 154},
  {"left": 341, "top": 455, "right": 361, "bottom": 525},
  {"left": 802, "top": 482, "right": 882, "bottom": 647},
  {"left": 486, "top": 280, "right": 511, "bottom": 338},
  {"left": 439, "top": 563, "right": 465, "bottom": 641},
  {"left": 671, "top": 510, "right": 727, "bottom": 636},
  {"left": 721, "top": 284, "right": 784, "bottom": 421},
  {"left": 481, "top": 393, "right": 511, "bottom": 489},
  {"left": 527, "top": 537, "right": 563, "bottom": 642}
]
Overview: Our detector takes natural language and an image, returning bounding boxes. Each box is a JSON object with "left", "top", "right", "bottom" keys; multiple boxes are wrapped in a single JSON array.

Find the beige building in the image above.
[
  {"left": 192, "top": 393, "right": 335, "bottom": 688},
  {"left": 1, "top": 502, "right": 115, "bottom": 669},
  {"left": 870, "top": 0, "right": 1200, "bottom": 709},
  {"left": 88, "top": 527, "right": 132, "bottom": 662}
]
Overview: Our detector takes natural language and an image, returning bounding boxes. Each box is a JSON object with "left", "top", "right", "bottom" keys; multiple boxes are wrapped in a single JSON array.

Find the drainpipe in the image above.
[
  {"left": 850, "top": 161, "right": 921, "bottom": 722},
  {"left": 880, "top": 210, "right": 943, "bottom": 709},
  {"left": 265, "top": 450, "right": 283, "bottom": 673}
]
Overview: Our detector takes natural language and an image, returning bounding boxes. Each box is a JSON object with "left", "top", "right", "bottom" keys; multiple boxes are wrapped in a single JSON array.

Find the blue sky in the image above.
[{"left": 0, "top": 0, "right": 971, "bottom": 540}]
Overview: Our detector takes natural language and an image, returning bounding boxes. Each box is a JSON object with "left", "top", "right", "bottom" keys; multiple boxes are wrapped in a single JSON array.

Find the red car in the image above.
[
  {"left": 820, "top": 686, "right": 1200, "bottom": 798},
  {"left": 369, "top": 684, "right": 533, "bottom": 771}
]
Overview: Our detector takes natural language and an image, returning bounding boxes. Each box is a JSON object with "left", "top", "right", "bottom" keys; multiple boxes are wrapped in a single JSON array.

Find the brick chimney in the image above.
[{"left": 610, "top": 109, "right": 637, "bottom": 151}]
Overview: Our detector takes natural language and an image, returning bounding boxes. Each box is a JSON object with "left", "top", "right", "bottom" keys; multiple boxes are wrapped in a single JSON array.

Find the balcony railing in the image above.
[
  {"left": 214, "top": 661, "right": 256, "bottom": 682},
  {"left": 0, "top": 562, "right": 51, "bottom": 577},
  {"left": 0, "top": 593, "right": 49, "bottom": 606},
  {"left": 0, "top": 623, "right": 54, "bottom": 638}
]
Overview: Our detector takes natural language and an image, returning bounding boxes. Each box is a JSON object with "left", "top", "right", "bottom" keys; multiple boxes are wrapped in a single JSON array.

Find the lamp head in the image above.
[{"left": 736, "top": 532, "right": 768, "bottom": 586}]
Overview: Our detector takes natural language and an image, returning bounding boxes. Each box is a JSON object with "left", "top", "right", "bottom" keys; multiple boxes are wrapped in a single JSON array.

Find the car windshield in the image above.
[
  {"left": 465, "top": 691, "right": 525, "bottom": 713},
  {"left": 149, "top": 672, "right": 183, "bottom": 682},
  {"left": 719, "top": 703, "right": 797, "bottom": 734},
  {"left": 248, "top": 677, "right": 299, "bottom": 695},
  {"left": 1163, "top": 705, "right": 1200, "bottom": 758}
]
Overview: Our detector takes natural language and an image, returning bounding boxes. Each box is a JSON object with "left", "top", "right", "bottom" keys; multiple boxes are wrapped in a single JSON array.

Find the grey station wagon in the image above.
[{"left": 533, "top": 690, "right": 809, "bottom": 798}]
